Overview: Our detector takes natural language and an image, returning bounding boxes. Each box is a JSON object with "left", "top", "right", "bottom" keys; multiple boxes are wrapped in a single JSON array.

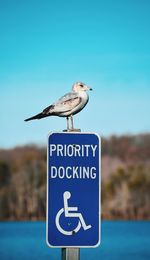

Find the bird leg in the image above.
[
  {"left": 66, "top": 117, "right": 70, "bottom": 131},
  {"left": 70, "top": 115, "right": 74, "bottom": 130}
]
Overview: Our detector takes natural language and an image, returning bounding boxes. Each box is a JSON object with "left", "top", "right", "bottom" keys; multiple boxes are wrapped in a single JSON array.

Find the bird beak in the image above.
[{"left": 87, "top": 86, "right": 93, "bottom": 91}]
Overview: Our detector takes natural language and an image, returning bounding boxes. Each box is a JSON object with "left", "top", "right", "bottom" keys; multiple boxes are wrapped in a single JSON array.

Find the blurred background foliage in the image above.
[{"left": 0, "top": 134, "right": 150, "bottom": 220}]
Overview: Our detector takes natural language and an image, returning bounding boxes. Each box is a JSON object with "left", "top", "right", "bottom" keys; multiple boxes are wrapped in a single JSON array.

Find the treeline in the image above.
[
  {"left": 102, "top": 134, "right": 150, "bottom": 219},
  {"left": 0, "top": 134, "right": 150, "bottom": 220}
]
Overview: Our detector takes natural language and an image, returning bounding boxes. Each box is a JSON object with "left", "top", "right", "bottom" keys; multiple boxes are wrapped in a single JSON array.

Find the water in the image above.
[{"left": 0, "top": 221, "right": 150, "bottom": 260}]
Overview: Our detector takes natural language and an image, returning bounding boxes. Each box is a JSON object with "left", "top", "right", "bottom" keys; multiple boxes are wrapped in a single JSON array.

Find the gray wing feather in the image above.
[
  {"left": 55, "top": 92, "right": 78, "bottom": 104},
  {"left": 43, "top": 92, "right": 81, "bottom": 114}
]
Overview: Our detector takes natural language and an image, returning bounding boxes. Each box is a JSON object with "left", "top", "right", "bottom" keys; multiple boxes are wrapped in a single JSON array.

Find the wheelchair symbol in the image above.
[{"left": 55, "top": 191, "right": 92, "bottom": 236}]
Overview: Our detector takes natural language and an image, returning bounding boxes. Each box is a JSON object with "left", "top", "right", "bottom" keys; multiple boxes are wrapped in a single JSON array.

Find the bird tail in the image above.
[{"left": 24, "top": 112, "right": 45, "bottom": 122}]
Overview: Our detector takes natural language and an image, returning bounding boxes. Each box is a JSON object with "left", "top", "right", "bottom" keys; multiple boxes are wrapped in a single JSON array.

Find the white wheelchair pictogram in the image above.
[{"left": 55, "top": 191, "right": 92, "bottom": 236}]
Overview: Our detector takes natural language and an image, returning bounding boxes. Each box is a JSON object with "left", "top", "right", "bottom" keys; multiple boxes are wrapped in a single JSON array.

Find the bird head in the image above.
[{"left": 72, "top": 82, "right": 92, "bottom": 92}]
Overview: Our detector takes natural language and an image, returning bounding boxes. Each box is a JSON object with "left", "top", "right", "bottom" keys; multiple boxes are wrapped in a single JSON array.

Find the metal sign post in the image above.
[
  {"left": 62, "top": 129, "right": 81, "bottom": 260},
  {"left": 62, "top": 248, "right": 80, "bottom": 260},
  {"left": 46, "top": 132, "right": 101, "bottom": 259}
]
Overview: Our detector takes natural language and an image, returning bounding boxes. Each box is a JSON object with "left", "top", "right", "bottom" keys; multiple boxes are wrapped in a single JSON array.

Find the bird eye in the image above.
[{"left": 80, "top": 84, "right": 83, "bottom": 87}]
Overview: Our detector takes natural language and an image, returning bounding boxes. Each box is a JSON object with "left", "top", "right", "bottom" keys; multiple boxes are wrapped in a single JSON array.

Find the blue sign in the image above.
[{"left": 46, "top": 132, "right": 101, "bottom": 248}]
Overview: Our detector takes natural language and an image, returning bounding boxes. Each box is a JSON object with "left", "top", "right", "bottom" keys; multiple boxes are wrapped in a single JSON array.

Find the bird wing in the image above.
[{"left": 43, "top": 92, "right": 81, "bottom": 114}]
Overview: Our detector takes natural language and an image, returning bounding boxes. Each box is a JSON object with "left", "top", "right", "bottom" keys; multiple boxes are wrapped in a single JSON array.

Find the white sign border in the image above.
[{"left": 46, "top": 132, "right": 101, "bottom": 248}]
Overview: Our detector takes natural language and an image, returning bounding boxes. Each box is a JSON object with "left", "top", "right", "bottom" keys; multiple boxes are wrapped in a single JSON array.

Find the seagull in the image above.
[{"left": 24, "top": 82, "right": 92, "bottom": 130}]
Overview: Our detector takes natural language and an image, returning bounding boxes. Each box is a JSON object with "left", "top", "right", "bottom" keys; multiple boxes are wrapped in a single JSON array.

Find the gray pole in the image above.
[
  {"left": 62, "top": 128, "right": 81, "bottom": 260},
  {"left": 62, "top": 248, "right": 80, "bottom": 260}
]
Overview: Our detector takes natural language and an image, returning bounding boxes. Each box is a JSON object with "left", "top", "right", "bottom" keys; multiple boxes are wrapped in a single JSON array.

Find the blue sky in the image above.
[{"left": 0, "top": 0, "right": 150, "bottom": 148}]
